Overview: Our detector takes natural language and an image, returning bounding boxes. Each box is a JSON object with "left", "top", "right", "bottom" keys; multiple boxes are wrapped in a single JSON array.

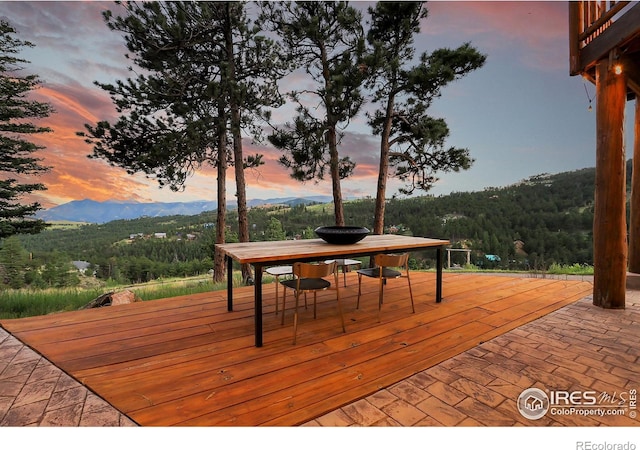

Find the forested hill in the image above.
[
  {"left": 382, "top": 166, "right": 600, "bottom": 268},
  {"left": 15, "top": 162, "right": 624, "bottom": 285}
]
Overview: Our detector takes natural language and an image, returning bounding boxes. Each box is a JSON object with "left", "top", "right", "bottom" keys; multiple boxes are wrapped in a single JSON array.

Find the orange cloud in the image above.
[
  {"left": 21, "top": 83, "right": 156, "bottom": 206},
  {"left": 36, "top": 86, "right": 105, "bottom": 125}
]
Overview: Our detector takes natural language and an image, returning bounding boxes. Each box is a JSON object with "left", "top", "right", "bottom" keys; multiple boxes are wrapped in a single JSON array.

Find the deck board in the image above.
[{"left": 0, "top": 272, "right": 593, "bottom": 426}]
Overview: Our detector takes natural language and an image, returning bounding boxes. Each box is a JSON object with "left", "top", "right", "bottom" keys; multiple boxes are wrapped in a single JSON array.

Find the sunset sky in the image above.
[{"left": 1, "top": 1, "right": 636, "bottom": 209}]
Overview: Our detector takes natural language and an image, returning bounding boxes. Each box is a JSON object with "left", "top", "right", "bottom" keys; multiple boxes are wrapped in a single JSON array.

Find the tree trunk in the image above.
[
  {"left": 232, "top": 114, "right": 252, "bottom": 284},
  {"left": 327, "top": 125, "right": 345, "bottom": 226},
  {"left": 628, "top": 98, "right": 640, "bottom": 273},
  {"left": 213, "top": 107, "right": 227, "bottom": 284},
  {"left": 320, "top": 42, "right": 345, "bottom": 227},
  {"left": 225, "top": 4, "right": 252, "bottom": 284},
  {"left": 593, "top": 58, "right": 627, "bottom": 309},
  {"left": 373, "top": 96, "right": 395, "bottom": 234}
]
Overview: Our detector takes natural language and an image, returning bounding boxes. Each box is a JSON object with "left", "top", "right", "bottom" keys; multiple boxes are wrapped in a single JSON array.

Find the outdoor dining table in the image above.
[{"left": 215, "top": 234, "right": 450, "bottom": 347}]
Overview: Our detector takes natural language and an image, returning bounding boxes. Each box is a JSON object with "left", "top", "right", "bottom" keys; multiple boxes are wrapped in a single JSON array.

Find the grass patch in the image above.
[
  {"left": 132, "top": 277, "right": 226, "bottom": 301},
  {"left": 0, "top": 274, "right": 244, "bottom": 319},
  {"left": 46, "top": 220, "right": 90, "bottom": 230},
  {"left": 0, "top": 288, "right": 108, "bottom": 319},
  {"left": 546, "top": 263, "right": 594, "bottom": 275}
]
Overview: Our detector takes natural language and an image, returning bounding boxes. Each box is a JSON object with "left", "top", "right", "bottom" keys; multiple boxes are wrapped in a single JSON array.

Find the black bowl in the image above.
[{"left": 314, "top": 226, "right": 370, "bottom": 245}]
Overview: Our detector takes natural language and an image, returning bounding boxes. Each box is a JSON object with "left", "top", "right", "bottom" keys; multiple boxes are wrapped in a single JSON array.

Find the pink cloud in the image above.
[{"left": 425, "top": 2, "right": 567, "bottom": 71}]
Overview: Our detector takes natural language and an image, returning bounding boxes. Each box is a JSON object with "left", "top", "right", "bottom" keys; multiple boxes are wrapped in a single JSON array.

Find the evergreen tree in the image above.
[
  {"left": 264, "top": 217, "right": 286, "bottom": 241},
  {"left": 0, "top": 20, "right": 53, "bottom": 239},
  {"left": 79, "top": 1, "right": 284, "bottom": 284},
  {"left": 41, "top": 251, "right": 79, "bottom": 288},
  {"left": 221, "top": 1, "right": 286, "bottom": 283},
  {"left": 0, "top": 235, "right": 28, "bottom": 289},
  {"left": 262, "top": 1, "right": 366, "bottom": 226},
  {"left": 364, "top": 2, "right": 486, "bottom": 233}
]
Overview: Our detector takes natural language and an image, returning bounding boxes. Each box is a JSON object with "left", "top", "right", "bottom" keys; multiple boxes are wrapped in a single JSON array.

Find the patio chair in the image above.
[
  {"left": 356, "top": 253, "right": 414, "bottom": 322},
  {"left": 323, "top": 258, "right": 362, "bottom": 286},
  {"left": 280, "top": 261, "right": 346, "bottom": 344},
  {"left": 264, "top": 265, "right": 293, "bottom": 314}
]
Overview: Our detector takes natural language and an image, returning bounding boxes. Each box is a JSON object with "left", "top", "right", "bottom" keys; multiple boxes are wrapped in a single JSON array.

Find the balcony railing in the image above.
[
  {"left": 569, "top": 1, "right": 640, "bottom": 78},
  {"left": 579, "top": 1, "right": 629, "bottom": 45}
]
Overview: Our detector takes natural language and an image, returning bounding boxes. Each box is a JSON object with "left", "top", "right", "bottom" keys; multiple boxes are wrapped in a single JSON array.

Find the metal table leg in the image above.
[
  {"left": 254, "top": 264, "right": 263, "bottom": 347},
  {"left": 226, "top": 255, "right": 233, "bottom": 311},
  {"left": 436, "top": 246, "right": 443, "bottom": 303}
]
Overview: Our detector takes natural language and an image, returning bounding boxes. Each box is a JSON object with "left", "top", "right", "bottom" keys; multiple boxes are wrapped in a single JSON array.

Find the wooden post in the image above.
[
  {"left": 629, "top": 99, "right": 640, "bottom": 273},
  {"left": 593, "top": 58, "right": 627, "bottom": 309}
]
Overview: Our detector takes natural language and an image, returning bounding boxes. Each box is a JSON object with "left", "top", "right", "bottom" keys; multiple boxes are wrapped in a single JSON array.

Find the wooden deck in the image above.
[{"left": 0, "top": 273, "right": 593, "bottom": 426}]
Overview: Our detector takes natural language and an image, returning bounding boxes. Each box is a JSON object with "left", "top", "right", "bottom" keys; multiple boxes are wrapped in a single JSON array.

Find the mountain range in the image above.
[{"left": 36, "top": 196, "right": 333, "bottom": 224}]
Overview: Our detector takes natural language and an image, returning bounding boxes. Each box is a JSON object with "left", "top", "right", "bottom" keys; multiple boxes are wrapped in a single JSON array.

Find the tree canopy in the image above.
[{"left": 0, "top": 20, "right": 53, "bottom": 239}]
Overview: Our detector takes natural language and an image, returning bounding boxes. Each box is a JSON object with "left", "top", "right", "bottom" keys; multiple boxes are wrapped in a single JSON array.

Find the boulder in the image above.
[{"left": 80, "top": 290, "right": 141, "bottom": 309}]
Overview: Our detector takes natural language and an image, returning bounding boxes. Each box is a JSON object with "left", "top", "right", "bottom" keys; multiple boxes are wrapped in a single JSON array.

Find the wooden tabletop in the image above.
[{"left": 216, "top": 234, "right": 449, "bottom": 265}]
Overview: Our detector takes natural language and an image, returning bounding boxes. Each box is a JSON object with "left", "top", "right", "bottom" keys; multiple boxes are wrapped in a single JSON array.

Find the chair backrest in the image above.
[
  {"left": 293, "top": 261, "right": 337, "bottom": 279},
  {"left": 373, "top": 253, "right": 409, "bottom": 269}
]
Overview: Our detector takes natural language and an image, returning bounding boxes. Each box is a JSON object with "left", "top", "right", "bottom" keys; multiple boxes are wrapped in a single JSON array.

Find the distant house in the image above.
[
  {"left": 72, "top": 261, "right": 91, "bottom": 274},
  {"left": 513, "top": 240, "right": 527, "bottom": 256},
  {"left": 154, "top": 232, "right": 167, "bottom": 239}
]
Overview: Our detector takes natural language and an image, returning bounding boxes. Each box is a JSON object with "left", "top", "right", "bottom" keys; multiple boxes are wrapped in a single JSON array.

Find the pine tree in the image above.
[
  {"left": 364, "top": 2, "right": 486, "bottom": 234},
  {"left": 0, "top": 20, "right": 52, "bottom": 239},
  {"left": 79, "top": 2, "right": 284, "bottom": 284},
  {"left": 262, "top": 1, "right": 366, "bottom": 226},
  {"left": 0, "top": 235, "right": 27, "bottom": 288}
]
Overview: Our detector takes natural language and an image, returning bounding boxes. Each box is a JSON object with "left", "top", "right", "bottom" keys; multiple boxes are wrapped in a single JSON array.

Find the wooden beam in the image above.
[
  {"left": 593, "top": 58, "right": 627, "bottom": 309},
  {"left": 569, "top": 1, "right": 582, "bottom": 76},
  {"left": 578, "top": 3, "right": 640, "bottom": 73},
  {"left": 630, "top": 99, "right": 640, "bottom": 273}
]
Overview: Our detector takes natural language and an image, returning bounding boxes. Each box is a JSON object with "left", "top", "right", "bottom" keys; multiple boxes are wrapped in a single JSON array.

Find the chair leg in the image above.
[
  {"left": 275, "top": 275, "right": 279, "bottom": 315},
  {"left": 406, "top": 271, "right": 415, "bottom": 313},
  {"left": 293, "top": 290, "right": 300, "bottom": 345},
  {"left": 281, "top": 287, "right": 287, "bottom": 325},
  {"left": 356, "top": 273, "right": 362, "bottom": 309},
  {"left": 377, "top": 277, "right": 384, "bottom": 323},
  {"left": 336, "top": 283, "right": 345, "bottom": 333},
  {"left": 313, "top": 291, "right": 317, "bottom": 319}
]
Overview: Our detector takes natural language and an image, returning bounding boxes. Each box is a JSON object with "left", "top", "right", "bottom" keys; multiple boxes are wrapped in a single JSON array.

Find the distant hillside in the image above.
[{"left": 36, "top": 196, "right": 333, "bottom": 223}]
